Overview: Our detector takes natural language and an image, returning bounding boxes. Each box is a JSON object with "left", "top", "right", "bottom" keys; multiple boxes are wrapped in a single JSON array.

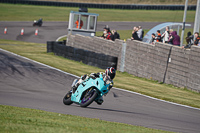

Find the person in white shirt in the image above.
[{"left": 162, "top": 26, "right": 169, "bottom": 43}]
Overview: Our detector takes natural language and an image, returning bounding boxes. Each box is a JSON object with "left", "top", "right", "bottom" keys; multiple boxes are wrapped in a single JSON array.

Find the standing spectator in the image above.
[
  {"left": 183, "top": 31, "right": 194, "bottom": 49},
  {"left": 151, "top": 33, "right": 156, "bottom": 44},
  {"left": 101, "top": 27, "right": 111, "bottom": 40},
  {"left": 111, "top": 30, "right": 120, "bottom": 41},
  {"left": 168, "top": 29, "right": 174, "bottom": 44},
  {"left": 161, "top": 26, "right": 169, "bottom": 43},
  {"left": 131, "top": 27, "right": 140, "bottom": 41},
  {"left": 75, "top": 18, "right": 83, "bottom": 29},
  {"left": 168, "top": 31, "right": 180, "bottom": 46},
  {"left": 156, "top": 30, "right": 162, "bottom": 42},
  {"left": 137, "top": 26, "right": 144, "bottom": 40},
  {"left": 194, "top": 32, "right": 200, "bottom": 46}
]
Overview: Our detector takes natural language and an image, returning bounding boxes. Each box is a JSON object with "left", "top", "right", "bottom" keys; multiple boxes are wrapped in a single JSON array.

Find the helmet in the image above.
[{"left": 105, "top": 67, "right": 116, "bottom": 80}]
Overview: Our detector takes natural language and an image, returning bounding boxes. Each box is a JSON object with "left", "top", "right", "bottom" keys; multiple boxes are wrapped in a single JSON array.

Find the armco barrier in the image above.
[
  {"left": 47, "top": 41, "right": 118, "bottom": 70},
  {"left": 0, "top": 0, "right": 196, "bottom": 10}
]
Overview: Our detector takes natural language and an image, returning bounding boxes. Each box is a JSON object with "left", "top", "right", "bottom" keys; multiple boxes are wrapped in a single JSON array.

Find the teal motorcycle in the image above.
[{"left": 63, "top": 74, "right": 110, "bottom": 107}]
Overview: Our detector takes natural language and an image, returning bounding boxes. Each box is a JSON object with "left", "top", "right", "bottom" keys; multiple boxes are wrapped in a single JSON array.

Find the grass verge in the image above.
[
  {"left": 0, "top": 3, "right": 195, "bottom": 22},
  {"left": 0, "top": 39, "right": 200, "bottom": 109},
  {"left": 0, "top": 105, "right": 173, "bottom": 133}
]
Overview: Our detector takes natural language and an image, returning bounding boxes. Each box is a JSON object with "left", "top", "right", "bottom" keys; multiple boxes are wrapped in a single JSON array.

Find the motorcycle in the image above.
[
  {"left": 63, "top": 74, "right": 110, "bottom": 107},
  {"left": 33, "top": 18, "right": 43, "bottom": 27}
]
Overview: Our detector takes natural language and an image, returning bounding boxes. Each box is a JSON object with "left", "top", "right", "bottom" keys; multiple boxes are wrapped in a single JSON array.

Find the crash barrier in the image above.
[
  {"left": 0, "top": 0, "right": 196, "bottom": 10},
  {"left": 47, "top": 41, "right": 118, "bottom": 70},
  {"left": 67, "top": 35, "right": 123, "bottom": 70},
  {"left": 65, "top": 34, "right": 200, "bottom": 92}
]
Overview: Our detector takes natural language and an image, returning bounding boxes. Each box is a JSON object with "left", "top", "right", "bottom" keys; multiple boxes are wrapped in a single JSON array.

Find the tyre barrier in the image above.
[
  {"left": 47, "top": 41, "right": 118, "bottom": 70},
  {"left": 0, "top": 0, "right": 196, "bottom": 10}
]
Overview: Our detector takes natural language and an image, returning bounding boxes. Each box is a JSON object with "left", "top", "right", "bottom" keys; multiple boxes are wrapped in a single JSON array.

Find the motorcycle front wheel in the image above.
[
  {"left": 80, "top": 88, "right": 98, "bottom": 108},
  {"left": 63, "top": 91, "right": 73, "bottom": 105}
]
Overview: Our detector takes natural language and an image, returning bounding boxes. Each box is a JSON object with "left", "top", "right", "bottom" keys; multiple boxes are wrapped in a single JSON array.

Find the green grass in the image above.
[
  {"left": 0, "top": 3, "right": 196, "bottom": 22},
  {"left": 0, "top": 39, "right": 200, "bottom": 109},
  {"left": 0, "top": 105, "right": 173, "bottom": 133}
]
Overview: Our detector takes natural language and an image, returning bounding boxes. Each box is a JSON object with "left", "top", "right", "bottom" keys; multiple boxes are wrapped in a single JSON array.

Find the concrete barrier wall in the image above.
[
  {"left": 65, "top": 34, "right": 200, "bottom": 92},
  {"left": 187, "top": 46, "right": 200, "bottom": 92},
  {"left": 124, "top": 40, "right": 172, "bottom": 82},
  {"left": 165, "top": 47, "right": 190, "bottom": 88}
]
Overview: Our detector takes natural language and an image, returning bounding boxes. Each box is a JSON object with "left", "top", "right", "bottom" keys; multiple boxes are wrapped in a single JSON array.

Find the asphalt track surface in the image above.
[
  {"left": 0, "top": 49, "right": 200, "bottom": 133},
  {"left": 0, "top": 21, "right": 193, "bottom": 44},
  {"left": 0, "top": 21, "right": 199, "bottom": 133}
]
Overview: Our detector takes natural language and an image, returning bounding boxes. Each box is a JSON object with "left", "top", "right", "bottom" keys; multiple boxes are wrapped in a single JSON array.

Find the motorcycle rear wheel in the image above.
[
  {"left": 80, "top": 89, "right": 98, "bottom": 107},
  {"left": 63, "top": 91, "right": 73, "bottom": 105}
]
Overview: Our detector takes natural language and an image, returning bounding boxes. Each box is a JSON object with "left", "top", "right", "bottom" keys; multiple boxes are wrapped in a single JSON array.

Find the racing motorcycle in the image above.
[
  {"left": 33, "top": 18, "right": 43, "bottom": 27},
  {"left": 63, "top": 74, "right": 110, "bottom": 107}
]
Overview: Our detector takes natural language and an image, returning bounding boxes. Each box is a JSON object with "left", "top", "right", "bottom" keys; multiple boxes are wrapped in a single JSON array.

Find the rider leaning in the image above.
[{"left": 72, "top": 67, "right": 116, "bottom": 105}]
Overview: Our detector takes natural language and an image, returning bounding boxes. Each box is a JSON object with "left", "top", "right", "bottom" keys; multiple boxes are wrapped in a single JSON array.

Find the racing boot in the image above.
[{"left": 96, "top": 96, "right": 104, "bottom": 105}]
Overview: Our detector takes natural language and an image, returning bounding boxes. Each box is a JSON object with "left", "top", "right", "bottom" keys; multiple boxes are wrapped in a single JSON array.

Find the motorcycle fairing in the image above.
[{"left": 71, "top": 74, "right": 110, "bottom": 104}]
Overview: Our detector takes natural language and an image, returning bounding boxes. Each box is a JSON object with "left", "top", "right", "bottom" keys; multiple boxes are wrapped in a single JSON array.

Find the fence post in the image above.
[{"left": 119, "top": 40, "right": 127, "bottom": 72}]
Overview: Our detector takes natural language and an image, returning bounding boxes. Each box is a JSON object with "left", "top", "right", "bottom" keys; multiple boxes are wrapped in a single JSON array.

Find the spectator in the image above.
[
  {"left": 168, "top": 31, "right": 180, "bottom": 46},
  {"left": 151, "top": 33, "right": 156, "bottom": 44},
  {"left": 102, "top": 31, "right": 107, "bottom": 39},
  {"left": 156, "top": 30, "right": 162, "bottom": 42},
  {"left": 168, "top": 29, "right": 174, "bottom": 44},
  {"left": 105, "top": 25, "right": 111, "bottom": 34},
  {"left": 102, "top": 30, "right": 111, "bottom": 40},
  {"left": 169, "top": 29, "right": 173, "bottom": 34},
  {"left": 101, "top": 27, "right": 111, "bottom": 40},
  {"left": 75, "top": 19, "right": 83, "bottom": 29},
  {"left": 182, "top": 31, "right": 194, "bottom": 49},
  {"left": 111, "top": 30, "right": 120, "bottom": 41},
  {"left": 137, "top": 26, "right": 144, "bottom": 40},
  {"left": 131, "top": 27, "right": 140, "bottom": 41},
  {"left": 161, "top": 26, "right": 169, "bottom": 43},
  {"left": 194, "top": 32, "right": 200, "bottom": 46}
]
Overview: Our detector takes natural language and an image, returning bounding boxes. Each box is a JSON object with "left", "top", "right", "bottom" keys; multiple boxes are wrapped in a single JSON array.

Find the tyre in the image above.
[
  {"left": 80, "top": 88, "right": 98, "bottom": 107},
  {"left": 63, "top": 91, "right": 73, "bottom": 105}
]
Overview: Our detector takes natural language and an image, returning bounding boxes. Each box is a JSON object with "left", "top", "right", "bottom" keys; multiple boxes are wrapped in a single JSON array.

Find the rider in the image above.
[{"left": 72, "top": 67, "right": 116, "bottom": 105}]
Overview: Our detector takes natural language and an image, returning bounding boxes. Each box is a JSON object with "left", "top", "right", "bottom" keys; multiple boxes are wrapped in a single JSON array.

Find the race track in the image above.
[
  {"left": 0, "top": 21, "right": 199, "bottom": 133},
  {"left": 0, "top": 49, "right": 200, "bottom": 133},
  {"left": 0, "top": 21, "right": 193, "bottom": 44}
]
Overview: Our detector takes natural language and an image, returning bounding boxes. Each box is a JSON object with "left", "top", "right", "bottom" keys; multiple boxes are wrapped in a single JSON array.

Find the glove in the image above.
[
  {"left": 81, "top": 74, "right": 88, "bottom": 80},
  {"left": 90, "top": 74, "right": 96, "bottom": 79}
]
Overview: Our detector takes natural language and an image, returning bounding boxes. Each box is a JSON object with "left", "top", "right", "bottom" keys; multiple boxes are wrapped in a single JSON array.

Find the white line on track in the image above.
[
  {"left": 1, "top": 48, "right": 200, "bottom": 111},
  {"left": 56, "top": 35, "right": 68, "bottom": 42}
]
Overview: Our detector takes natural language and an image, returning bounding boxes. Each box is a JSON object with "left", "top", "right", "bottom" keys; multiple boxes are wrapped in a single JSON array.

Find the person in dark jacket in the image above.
[
  {"left": 151, "top": 33, "right": 156, "bottom": 44},
  {"left": 111, "top": 30, "right": 120, "bottom": 41},
  {"left": 183, "top": 31, "right": 194, "bottom": 49},
  {"left": 101, "top": 27, "right": 111, "bottom": 40},
  {"left": 168, "top": 31, "right": 180, "bottom": 46},
  {"left": 156, "top": 30, "right": 162, "bottom": 42},
  {"left": 131, "top": 27, "right": 140, "bottom": 41}
]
